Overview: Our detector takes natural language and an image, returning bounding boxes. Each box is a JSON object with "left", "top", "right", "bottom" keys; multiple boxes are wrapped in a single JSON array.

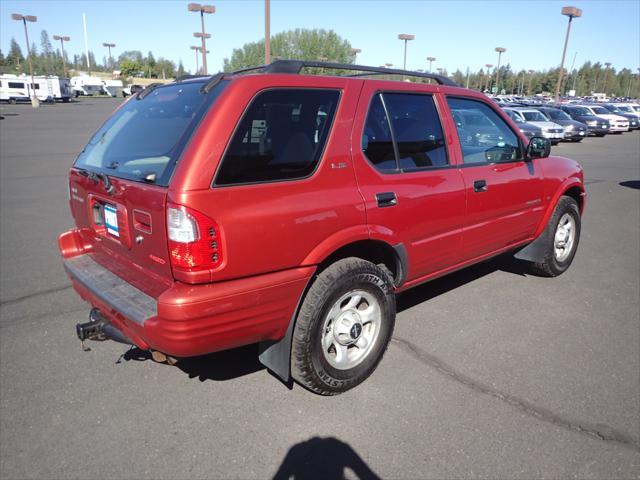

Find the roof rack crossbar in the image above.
[{"left": 232, "top": 60, "right": 459, "bottom": 87}]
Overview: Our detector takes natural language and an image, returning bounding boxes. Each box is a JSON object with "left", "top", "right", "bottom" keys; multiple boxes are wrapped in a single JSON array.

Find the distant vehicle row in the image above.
[{"left": 491, "top": 98, "right": 639, "bottom": 143}]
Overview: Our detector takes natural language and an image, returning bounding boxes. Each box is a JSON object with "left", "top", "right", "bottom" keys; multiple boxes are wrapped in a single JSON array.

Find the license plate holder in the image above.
[{"left": 104, "top": 204, "right": 119, "bottom": 237}]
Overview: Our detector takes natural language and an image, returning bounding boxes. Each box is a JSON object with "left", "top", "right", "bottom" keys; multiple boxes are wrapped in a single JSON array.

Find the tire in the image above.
[
  {"left": 572, "top": 138, "right": 582, "bottom": 143},
  {"left": 8, "top": 98, "right": 16, "bottom": 105},
  {"left": 528, "top": 196, "right": 581, "bottom": 277},
  {"left": 291, "top": 257, "right": 396, "bottom": 395}
]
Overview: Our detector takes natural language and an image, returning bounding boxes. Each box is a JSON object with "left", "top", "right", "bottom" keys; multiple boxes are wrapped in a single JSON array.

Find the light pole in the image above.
[
  {"left": 351, "top": 48, "right": 362, "bottom": 64},
  {"left": 264, "top": 0, "right": 270, "bottom": 64},
  {"left": 494, "top": 47, "right": 506, "bottom": 94},
  {"left": 190, "top": 46, "right": 200, "bottom": 73},
  {"left": 554, "top": 6, "right": 582, "bottom": 102},
  {"left": 484, "top": 63, "right": 493, "bottom": 92},
  {"left": 102, "top": 42, "right": 115, "bottom": 71},
  {"left": 11, "top": 13, "right": 38, "bottom": 107},
  {"left": 53, "top": 35, "right": 70, "bottom": 78},
  {"left": 602, "top": 62, "right": 612, "bottom": 94},
  {"left": 397, "top": 34, "right": 415, "bottom": 70},
  {"left": 427, "top": 56, "right": 436, "bottom": 73},
  {"left": 188, "top": 3, "right": 215, "bottom": 75},
  {"left": 527, "top": 69, "right": 535, "bottom": 95}
]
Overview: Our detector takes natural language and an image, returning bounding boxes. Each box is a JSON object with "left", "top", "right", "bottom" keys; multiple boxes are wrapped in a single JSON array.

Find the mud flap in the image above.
[
  {"left": 258, "top": 316, "right": 296, "bottom": 385},
  {"left": 513, "top": 232, "right": 547, "bottom": 262}
]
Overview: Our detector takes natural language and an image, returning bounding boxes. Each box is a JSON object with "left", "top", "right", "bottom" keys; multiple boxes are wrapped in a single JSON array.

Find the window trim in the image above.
[
  {"left": 445, "top": 95, "right": 526, "bottom": 165},
  {"left": 212, "top": 87, "right": 342, "bottom": 188},
  {"left": 361, "top": 90, "right": 451, "bottom": 175}
]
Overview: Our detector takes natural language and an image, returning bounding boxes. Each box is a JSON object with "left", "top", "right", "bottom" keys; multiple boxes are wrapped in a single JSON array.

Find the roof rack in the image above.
[{"left": 230, "top": 59, "right": 460, "bottom": 87}]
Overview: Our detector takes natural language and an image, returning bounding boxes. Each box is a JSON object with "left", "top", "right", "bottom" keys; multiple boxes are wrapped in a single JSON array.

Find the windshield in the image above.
[
  {"left": 604, "top": 105, "right": 621, "bottom": 113},
  {"left": 616, "top": 105, "right": 633, "bottom": 112},
  {"left": 591, "top": 106, "right": 609, "bottom": 115},
  {"left": 75, "top": 80, "right": 227, "bottom": 186},
  {"left": 506, "top": 110, "right": 524, "bottom": 124},
  {"left": 545, "top": 109, "right": 570, "bottom": 121},
  {"left": 522, "top": 111, "right": 548, "bottom": 122},
  {"left": 571, "top": 107, "right": 593, "bottom": 116}
]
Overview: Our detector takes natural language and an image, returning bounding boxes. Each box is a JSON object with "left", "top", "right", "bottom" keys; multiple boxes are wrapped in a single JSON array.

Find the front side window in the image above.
[
  {"left": 447, "top": 97, "right": 521, "bottom": 164},
  {"left": 8, "top": 82, "right": 24, "bottom": 89},
  {"left": 216, "top": 89, "right": 339, "bottom": 185},
  {"left": 362, "top": 92, "right": 448, "bottom": 172}
]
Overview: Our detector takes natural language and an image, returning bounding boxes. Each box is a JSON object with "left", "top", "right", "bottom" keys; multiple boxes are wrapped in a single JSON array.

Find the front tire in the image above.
[
  {"left": 528, "top": 196, "right": 581, "bottom": 277},
  {"left": 291, "top": 258, "right": 396, "bottom": 395}
]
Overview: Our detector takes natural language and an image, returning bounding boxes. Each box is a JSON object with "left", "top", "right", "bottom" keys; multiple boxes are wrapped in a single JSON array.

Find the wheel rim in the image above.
[
  {"left": 554, "top": 213, "right": 576, "bottom": 262},
  {"left": 321, "top": 290, "right": 382, "bottom": 370}
]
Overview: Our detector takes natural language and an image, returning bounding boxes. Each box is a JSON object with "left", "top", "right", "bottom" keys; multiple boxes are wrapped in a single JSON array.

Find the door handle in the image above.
[
  {"left": 473, "top": 179, "right": 488, "bottom": 192},
  {"left": 376, "top": 192, "right": 397, "bottom": 208}
]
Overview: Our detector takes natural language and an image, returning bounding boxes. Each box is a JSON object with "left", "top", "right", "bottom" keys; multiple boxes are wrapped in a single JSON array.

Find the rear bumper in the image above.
[{"left": 60, "top": 231, "right": 314, "bottom": 357}]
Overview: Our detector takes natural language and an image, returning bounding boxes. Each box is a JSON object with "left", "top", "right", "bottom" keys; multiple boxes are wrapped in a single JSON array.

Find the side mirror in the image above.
[{"left": 526, "top": 136, "right": 551, "bottom": 160}]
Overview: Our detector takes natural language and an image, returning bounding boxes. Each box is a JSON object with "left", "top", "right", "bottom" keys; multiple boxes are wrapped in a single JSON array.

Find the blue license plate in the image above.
[{"left": 104, "top": 204, "right": 119, "bottom": 237}]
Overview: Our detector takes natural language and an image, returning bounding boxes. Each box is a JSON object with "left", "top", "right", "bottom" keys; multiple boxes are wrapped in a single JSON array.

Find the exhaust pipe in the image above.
[{"left": 76, "top": 308, "right": 133, "bottom": 345}]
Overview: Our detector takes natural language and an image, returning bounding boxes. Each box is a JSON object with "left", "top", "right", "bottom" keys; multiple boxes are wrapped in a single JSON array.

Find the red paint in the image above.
[{"left": 59, "top": 73, "right": 585, "bottom": 358}]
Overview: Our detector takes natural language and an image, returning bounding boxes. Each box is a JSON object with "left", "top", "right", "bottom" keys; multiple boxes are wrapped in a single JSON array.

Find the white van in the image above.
[
  {"left": 102, "top": 79, "right": 123, "bottom": 97},
  {"left": 0, "top": 74, "right": 73, "bottom": 103}
]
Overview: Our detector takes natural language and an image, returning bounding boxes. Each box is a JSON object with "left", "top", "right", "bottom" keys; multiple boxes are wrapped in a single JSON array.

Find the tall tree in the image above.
[
  {"left": 7, "top": 38, "right": 24, "bottom": 68},
  {"left": 223, "top": 28, "right": 354, "bottom": 73}
]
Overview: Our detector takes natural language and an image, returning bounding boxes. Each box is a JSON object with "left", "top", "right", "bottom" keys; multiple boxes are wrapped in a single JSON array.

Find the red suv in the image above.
[{"left": 59, "top": 60, "right": 585, "bottom": 395}]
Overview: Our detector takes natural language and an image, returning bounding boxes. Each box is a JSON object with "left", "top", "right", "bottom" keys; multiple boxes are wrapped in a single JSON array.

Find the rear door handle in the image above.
[
  {"left": 473, "top": 180, "right": 487, "bottom": 192},
  {"left": 376, "top": 192, "right": 397, "bottom": 208}
]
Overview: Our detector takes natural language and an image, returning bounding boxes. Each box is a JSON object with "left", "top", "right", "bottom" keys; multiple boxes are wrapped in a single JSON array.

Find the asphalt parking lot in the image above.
[{"left": 1, "top": 98, "right": 639, "bottom": 479}]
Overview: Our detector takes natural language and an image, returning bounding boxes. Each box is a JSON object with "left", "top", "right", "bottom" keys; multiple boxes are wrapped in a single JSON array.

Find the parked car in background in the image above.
[
  {"left": 503, "top": 108, "right": 544, "bottom": 140},
  {"left": 70, "top": 75, "right": 104, "bottom": 96},
  {"left": 560, "top": 105, "right": 610, "bottom": 136},
  {"left": 122, "top": 84, "right": 144, "bottom": 97},
  {"left": 611, "top": 103, "right": 640, "bottom": 119},
  {"left": 580, "top": 104, "right": 629, "bottom": 133},
  {"left": 536, "top": 107, "right": 589, "bottom": 142},
  {"left": 58, "top": 60, "right": 585, "bottom": 395},
  {"left": 601, "top": 104, "right": 640, "bottom": 129},
  {"left": 505, "top": 108, "right": 564, "bottom": 144}
]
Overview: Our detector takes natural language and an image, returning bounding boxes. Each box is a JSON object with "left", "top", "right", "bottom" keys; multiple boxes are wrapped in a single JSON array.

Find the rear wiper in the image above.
[{"left": 77, "top": 168, "right": 115, "bottom": 195}]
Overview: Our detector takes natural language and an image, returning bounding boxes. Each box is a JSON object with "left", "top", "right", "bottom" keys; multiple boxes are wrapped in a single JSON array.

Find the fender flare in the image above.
[
  {"left": 259, "top": 225, "right": 405, "bottom": 383},
  {"left": 515, "top": 178, "right": 585, "bottom": 262}
]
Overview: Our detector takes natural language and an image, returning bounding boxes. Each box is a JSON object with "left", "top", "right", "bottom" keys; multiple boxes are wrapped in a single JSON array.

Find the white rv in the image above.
[
  {"left": 70, "top": 75, "right": 104, "bottom": 96},
  {"left": 102, "top": 79, "right": 123, "bottom": 97},
  {"left": 0, "top": 74, "right": 73, "bottom": 103}
]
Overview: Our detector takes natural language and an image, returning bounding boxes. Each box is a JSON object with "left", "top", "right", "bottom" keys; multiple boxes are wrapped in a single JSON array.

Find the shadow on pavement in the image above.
[
  {"left": 273, "top": 437, "right": 380, "bottom": 480},
  {"left": 619, "top": 180, "right": 640, "bottom": 190},
  {"left": 398, "top": 253, "right": 529, "bottom": 313},
  {"left": 123, "top": 343, "right": 264, "bottom": 381}
]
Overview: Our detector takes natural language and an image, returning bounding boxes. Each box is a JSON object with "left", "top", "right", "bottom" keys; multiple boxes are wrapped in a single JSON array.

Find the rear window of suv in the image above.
[
  {"left": 74, "top": 80, "right": 227, "bottom": 186},
  {"left": 215, "top": 88, "right": 340, "bottom": 186}
]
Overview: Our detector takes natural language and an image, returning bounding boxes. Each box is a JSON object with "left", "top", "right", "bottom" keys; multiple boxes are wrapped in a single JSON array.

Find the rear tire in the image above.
[
  {"left": 291, "top": 258, "right": 396, "bottom": 395},
  {"left": 528, "top": 196, "right": 581, "bottom": 277}
]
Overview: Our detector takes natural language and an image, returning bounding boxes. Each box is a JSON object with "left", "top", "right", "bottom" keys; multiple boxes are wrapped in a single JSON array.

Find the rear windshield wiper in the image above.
[{"left": 77, "top": 168, "right": 115, "bottom": 195}]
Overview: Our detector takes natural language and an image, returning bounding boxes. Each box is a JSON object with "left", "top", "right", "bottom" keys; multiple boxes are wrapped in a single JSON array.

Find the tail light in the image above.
[{"left": 167, "top": 203, "right": 222, "bottom": 271}]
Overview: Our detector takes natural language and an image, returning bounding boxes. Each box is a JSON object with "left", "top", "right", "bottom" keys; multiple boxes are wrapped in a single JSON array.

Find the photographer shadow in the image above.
[{"left": 273, "top": 437, "right": 380, "bottom": 480}]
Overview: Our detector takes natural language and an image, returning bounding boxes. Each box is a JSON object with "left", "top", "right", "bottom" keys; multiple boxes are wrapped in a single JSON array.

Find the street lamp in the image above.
[
  {"left": 554, "top": 6, "right": 582, "bottom": 102},
  {"left": 528, "top": 69, "right": 535, "bottom": 95},
  {"left": 188, "top": 3, "right": 215, "bottom": 75},
  {"left": 11, "top": 13, "right": 38, "bottom": 107},
  {"left": 53, "top": 35, "right": 70, "bottom": 78},
  {"left": 427, "top": 56, "right": 436, "bottom": 73},
  {"left": 485, "top": 63, "right": 493, "bottom": 92},
  {"left": 102, "top": 42, "right": 115, "bottom": 71},
  {"left": 602, "top": 62, "right": 612, "bottom": 94},
  {"left": 397, "top": 34, "right": 415, "bottom": 71},
  {"left": 351, "top": 48, "right": 362, "bottom": 64},
  {"left": 494, "top": 47, "right": 506, "bottom": 94},
  {"left": 264, "top": 0, "right": 270, "bottom": 64}
]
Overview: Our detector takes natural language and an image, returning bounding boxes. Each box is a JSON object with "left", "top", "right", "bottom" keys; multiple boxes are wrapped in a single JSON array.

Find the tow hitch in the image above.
[{"left": 76, "top": 308, "right": 132, "bottom": 350}]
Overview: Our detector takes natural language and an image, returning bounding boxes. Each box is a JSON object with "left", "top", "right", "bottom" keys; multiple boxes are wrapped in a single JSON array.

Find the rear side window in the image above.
[
  {"left": 215, "top": 89, "right": 340, "bottom": 186},
  {"left": 362, "top": 92, "right": 448, "bottom": 173},
  {"left": 447, "top": 97, "right": 521, "bottom": 164}
]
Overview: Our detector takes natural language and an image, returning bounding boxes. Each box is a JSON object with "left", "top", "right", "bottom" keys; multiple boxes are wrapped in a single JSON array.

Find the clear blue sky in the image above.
[{"left": 1, "top": 0, "right": 639, "bottom": 75}]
